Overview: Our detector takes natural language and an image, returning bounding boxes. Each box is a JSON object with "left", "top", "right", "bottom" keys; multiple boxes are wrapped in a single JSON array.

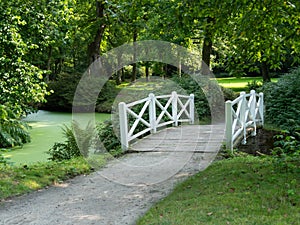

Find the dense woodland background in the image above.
[
  {"left": 0, "top": 0, "right": 300, "bottom": 147},
  {"left": 0, "top": 2, "right": 299, "bottom": 211}
]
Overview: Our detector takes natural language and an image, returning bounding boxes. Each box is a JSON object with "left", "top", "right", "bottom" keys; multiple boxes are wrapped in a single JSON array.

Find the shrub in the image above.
[
  {"left": 47, "top": 122, "right": 94, "bottom": 161},
  {"left": 271, "top": 128, "right": 300, "bottom": 171},
  {"left": 0, "top": 152, "right": 8, "bottom": 165},
  {"left": 43, "top": 72, "right": 82, "bottom": 112},
  {"left": 47, "top": 124, "right": 80, "bottom": 161},
  {"left": 48, "top": 120, "right": 123, "bottom": 161},
  {"left": 96, "top": 120, "right": 122, "bottom": 156},
  {"left": 246, "top": 80, "right": 262, "bottom": 92},
  {"left": 96, "top": 80, "right": 119, "bottom": 113},
  {"left": 262, "top": 68, "right": 300, "bottom": 130},
  {"left": 0, "top": 104, "right": 30, "bottom": 148},
  {"left": 44, "top": 72, "right": 119, "bottom": 113},
  {"left": 171, "top": 75, "right": 237, "bottom": 121}
]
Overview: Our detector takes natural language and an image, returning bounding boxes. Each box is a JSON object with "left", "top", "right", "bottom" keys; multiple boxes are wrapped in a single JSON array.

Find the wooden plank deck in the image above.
[
  {"left": 129, "top": 124, "right": 226, "bottom": 153},
  {"left": 98, "top": 124, "right": 226, "bottom": 186}
]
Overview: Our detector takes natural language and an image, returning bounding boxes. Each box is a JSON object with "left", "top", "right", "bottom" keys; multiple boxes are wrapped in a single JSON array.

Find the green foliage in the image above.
[
  {"left": 48, "top": 120, "right": 123, "bottom": 161},
  {"left": 172, "top": 75, "right": 210, "bottom": 119},
  {"left": 272, "top": 128, "right": 300, "bottom": 171},
  {"left": 96, "top": 81, "right": 119, "bottom": 113},
  {"left": 47, "top": 122, "right": 94, "bottom": 161},
  {"left": 0, "top": 1, "right": 49, "bottom": 115},
  {"left": 96, "top": 120, "right": 122, "bottom": 156},
  {"left": 44, "top": 72, "right": 119, "bottom": 113},
  {"left": 172, "top": 75, "right": 237, "bottom": 120},
  {"left": 0, "top": 104, "right": 30, "bottom": 148},
  {"left": 0, "top": 152, "right": 8, "bottom": 165},
  {"left": 220, "top": 1, "right": 300, "bottom": 79},
  {"left": 44, "top": 73, "right": 82, "bottom": 112},
  {"left": 263, "top": 68, "right": 300, "bottom": 130},
  {"left": 47, "top": 124, "right": 80, "bottom": 161},
  {"left": 246, "top": 80, "right": 262, "bottom": 92}
]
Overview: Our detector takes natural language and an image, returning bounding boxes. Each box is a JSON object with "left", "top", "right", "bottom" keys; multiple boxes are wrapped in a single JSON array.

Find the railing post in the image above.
[
  {"left": 172, "top": 91, "right": 178, "bottom": 126},
  {"left": 239, "top": 92, "right": 247, "bottom": 144},
  {"left": 189, "top": 94, "right": 194, "bottom": 124},
  {"left": 250, "top": 90, "right": 257, "bottom": 136},
  {"left": 149, "top": 93, "right": 157, "bottom": 133},
  {"left": 118, "top": 102, "right": 129, "bottom": 151},
  {"left": 225, "top": 100, "right": 233, "bottom": 152},
  {"left": 259, "top": 92, "right": 264, "bottom": 126}
]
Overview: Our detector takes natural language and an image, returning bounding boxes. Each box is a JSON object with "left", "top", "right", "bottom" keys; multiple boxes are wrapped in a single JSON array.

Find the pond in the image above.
[{"left": 3, "top": 110, "right": 111, "bottom": 165}]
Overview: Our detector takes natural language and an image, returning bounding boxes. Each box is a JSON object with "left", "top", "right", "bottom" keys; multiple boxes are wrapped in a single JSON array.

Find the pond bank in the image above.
[{"left": 3, "top": 110, "right": 110, "bottom": 165}]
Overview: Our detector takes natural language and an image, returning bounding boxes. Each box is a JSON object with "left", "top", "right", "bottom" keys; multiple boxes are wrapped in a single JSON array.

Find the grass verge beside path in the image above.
[
  {"left": 137, "top": 156, "right": 299, "bottom": 225},
  {"left": 0, "top": 155, "right": 110, "bottom": 200}
]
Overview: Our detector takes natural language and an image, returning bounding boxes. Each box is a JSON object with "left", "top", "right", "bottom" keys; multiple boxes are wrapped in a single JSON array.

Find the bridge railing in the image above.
[
  {"left": 119, "top": 91, "right": 194, "bottom": 150},
  {"left": 225, "top": 90, "right": 264, "bottom": 151}
]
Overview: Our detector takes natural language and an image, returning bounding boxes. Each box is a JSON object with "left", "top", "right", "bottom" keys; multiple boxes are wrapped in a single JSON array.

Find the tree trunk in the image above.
[
  {"left": 46, "top": 46, "right": 52, "bottom": 82},
  {"left": 115, "top": 71, "right": 121, "bottom": 85},
  {"left": 145, "top": 64, "right": 149, "bottom": 82},
  {"left": 87, "top": 1, "right": 106, "bottom": 64},
  {"left": 178, "top": 57, "right": 182, "bottom": 77},
  {"left": 115, "top": 54, "right": 122, "bottom": 85},
  {"left": 201, "top": 17, "right": 215, "bottom": 76},
  {"left": 261, "top": 61, "right": 271, "bottom": 82},
  {"left": 201, "top": 36, "right": 213, "bottom": 75},
  {"left": 121, "top": 68, "right": 125, "bottom": 82},
  {"left": 131, "top": 31, "right": 138, "bottom": 82}
]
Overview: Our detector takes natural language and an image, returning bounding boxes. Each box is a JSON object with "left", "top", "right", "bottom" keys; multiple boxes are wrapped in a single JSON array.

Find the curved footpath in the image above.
[{"left": 0, "top": 150, "right": 218, "bottom": 225}]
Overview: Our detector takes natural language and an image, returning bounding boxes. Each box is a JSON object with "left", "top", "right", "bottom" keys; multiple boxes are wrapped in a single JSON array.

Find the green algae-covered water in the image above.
[{"left": 3, "top": 110, "right": 111, "bottom": 165}]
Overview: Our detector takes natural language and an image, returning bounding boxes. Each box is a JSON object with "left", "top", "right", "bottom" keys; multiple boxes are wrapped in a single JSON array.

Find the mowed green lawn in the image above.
[
  {"left": 119, "top": 76, "right": 278, "bottom": 93},
  {"left": 137, "top": 156, "right": 299, "bottom": 225},
  {"left": 216, "top": 77, "right": 278, "bottom": 92}
]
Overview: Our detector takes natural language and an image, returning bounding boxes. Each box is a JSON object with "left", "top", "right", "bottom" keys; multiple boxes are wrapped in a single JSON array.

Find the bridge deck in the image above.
[
  {"left": 129, "top": 124, "right": 225, "bottom": 153},
  {"left": 98, "top": 124, "right": 225, "bottom": 185}
]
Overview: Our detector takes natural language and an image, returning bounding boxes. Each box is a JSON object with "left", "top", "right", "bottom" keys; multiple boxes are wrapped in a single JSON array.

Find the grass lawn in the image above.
[
  {"left": 137, "top": 156, "right": 299, "bottom": 225},
  {"left": 0, "top": 155, "right": 112, "bottom": 200},
  {"left": 216, "top": 77, "right": 278, "bottom": 92},
  {"left": 118, "top": 76, "right": 278, "bottom": 93}
]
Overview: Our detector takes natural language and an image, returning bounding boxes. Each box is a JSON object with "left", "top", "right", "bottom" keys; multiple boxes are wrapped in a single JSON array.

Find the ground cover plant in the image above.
[{"left": 137, "top": 155, "right": 299, "bottom": 225}]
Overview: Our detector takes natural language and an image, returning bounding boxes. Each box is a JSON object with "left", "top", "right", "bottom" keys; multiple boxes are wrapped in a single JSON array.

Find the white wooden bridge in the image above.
[{"left": 118, "top": 90, "right": 264, "bottom": 154}]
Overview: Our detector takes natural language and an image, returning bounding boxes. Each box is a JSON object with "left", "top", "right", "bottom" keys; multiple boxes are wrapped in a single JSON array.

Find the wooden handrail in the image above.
[
  {"left": 119, "top": 91, "right": 195, "bottom": 150},
  {"left": 225, "top": 90, "right": 264, "bottom": 152}
]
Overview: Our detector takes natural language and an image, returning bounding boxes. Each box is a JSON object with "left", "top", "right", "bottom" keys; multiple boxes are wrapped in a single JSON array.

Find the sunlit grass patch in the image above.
[
  {"left": 137, "top": 156, "right": 299, "bottom": 225},
  {"left": 216, "top": 77, "right": 278, "bottom": 92},
  {"left": 0, "top": 156, "right": 110, "bottom": 200}
]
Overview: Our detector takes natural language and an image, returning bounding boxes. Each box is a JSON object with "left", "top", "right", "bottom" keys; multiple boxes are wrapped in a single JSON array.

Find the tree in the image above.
[
  {"left": 0, "top": 0, "right": 49, "bottom": 115},
  {"left": 218, "top": 0, "right": 300, "bottom": 81},
  {"left": 87, "top": 0, "right": 107, "bottom": 64}
]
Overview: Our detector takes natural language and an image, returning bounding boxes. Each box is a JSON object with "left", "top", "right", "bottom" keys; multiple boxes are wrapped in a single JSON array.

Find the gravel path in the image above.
[{"left": 0, "top": 151, "right": 217, "bottom": 225}]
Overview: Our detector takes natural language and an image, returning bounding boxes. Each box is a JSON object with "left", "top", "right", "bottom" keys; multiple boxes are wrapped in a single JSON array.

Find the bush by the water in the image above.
[
  {"left": 47, "top": 122, "right": 94, "bottom": 161},
  {"left": 48, "top": 120, "right": 122, "bottom": 161},
  {"left": 47, "top": 124, "right": 81, "bottom": 161},
  {"left": 262, "top": 68, "right": 300, "bottom": 131},
  {"left": 0, "top": 104, "right": 30, "bottom": 148},
  {"left": 96, "top": 120, "right": 122, "bottom": 156}
]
